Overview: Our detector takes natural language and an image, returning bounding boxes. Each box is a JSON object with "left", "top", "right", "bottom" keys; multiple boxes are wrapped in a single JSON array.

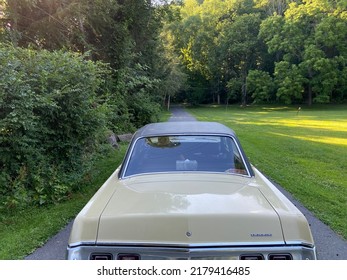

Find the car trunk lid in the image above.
[{"left": 96, "top": 174, "right": 284, "bottom": 245}]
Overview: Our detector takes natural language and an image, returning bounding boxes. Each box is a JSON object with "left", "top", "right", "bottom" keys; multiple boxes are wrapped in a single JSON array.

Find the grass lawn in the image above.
[{"left": 187, "top": 104, "right": 347, "bottom": 240}]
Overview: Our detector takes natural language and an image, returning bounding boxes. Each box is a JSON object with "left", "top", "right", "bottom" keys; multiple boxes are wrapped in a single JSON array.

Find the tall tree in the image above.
[
  {"left": 219, "top": 13, "right": 263, "bottom": 105},
  {"left": 2, "top": 0, "right": 87, "bottom": 50},
  {"left": 165, "top": 0, "right": 271, "bottom": 104},
  {"left": 1, "top": 0, "right": 177, "bottom": 122},
  {"left": 260, "top": 0, "right": 347, "bottom": 104}
]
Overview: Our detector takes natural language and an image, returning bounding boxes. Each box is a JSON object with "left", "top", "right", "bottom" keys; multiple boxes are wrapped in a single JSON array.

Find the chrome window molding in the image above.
[{"left": 119, "top": 134, "right": 253, "bottom": 179}]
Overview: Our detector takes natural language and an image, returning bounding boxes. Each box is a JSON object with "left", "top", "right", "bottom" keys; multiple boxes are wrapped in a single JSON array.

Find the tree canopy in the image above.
[
  {"left": 2, "top": 0, "right": 345, "bottom": 110},
  {"left": 0, "top": 0, "right": 186, "bottom": 208},
  {"left": 164, "top": 0, "right": 347, "bottom": 105}
]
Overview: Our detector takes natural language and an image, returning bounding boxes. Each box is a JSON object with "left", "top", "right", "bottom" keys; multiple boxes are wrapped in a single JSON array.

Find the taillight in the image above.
[
  {"left": 117, "top": 254, "right": 141, "bottom": 260},
  {"left": 240, "top": 254, "right": 264, "bottom": 260},
  {"left": 268, "top": 253, "right": 292, "bottom": 260},
  {"left": 90, "top": 253, "right": 113, "bottom": 260}
]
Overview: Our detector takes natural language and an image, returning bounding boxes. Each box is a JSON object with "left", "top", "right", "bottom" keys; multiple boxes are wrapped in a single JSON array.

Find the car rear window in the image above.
[{"left": 123, "top": 135, "right": 249, "bottom": 177}]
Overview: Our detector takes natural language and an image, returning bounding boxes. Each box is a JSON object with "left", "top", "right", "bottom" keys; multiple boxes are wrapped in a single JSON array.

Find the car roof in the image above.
[{"left": 134, "top": 121, "right": 237, "bottom": 138}]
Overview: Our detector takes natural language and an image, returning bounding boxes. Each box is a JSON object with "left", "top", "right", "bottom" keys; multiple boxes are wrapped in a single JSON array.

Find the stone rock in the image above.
[
  {"left": 117, "top": 133, "right": 133, "bottom": 142},
  {"left": 107, "top": 133, "right": 119, "bottom": 149}
]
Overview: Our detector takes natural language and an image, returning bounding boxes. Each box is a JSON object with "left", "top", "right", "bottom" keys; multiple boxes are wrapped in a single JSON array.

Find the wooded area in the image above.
[
  {"left": 164, "top": 0, "right": 347, "bottom": 105},
  {"left": 0, "top": 0, "right": 346, "bottom": 208}
]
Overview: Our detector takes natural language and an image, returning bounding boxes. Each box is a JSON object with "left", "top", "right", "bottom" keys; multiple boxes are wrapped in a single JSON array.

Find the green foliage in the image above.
[
  {"left": 219, "top": 13, "right": 263, "bottom": 105},
  {"left": 0, "top": 1, "right": 180, "bottom": 211},
  {"left": 226, "top": 78, "right": 243, "bottom": 103},
  {"left": 1, "top": 0, "right": 174, "bottom": 111},
  {"left": 184, "top": 73, "right": 210, "bottom": 105},
  {"left": 0, "top": 45, "right": 109, "bottom": 208},
  {"left": 113, "top": 63, "right": 162, "bottom": 128},
  {"left": 260, "top": 0, "right": 347, "bottom": 105},
  {"left": 163, "top": 0, "right": 347, "bottom": 105},
  {"left": 274, "top": 61, "right": 305, "bottom": 104},
  {"left": 0, "top": 145, "right": 127, "bottom": 259},
  {"left": 246, "top": 70, "right": 274, "bottom": 103},
  {"left": 164, "top": 1, "right": 272, "bottom": 104}
]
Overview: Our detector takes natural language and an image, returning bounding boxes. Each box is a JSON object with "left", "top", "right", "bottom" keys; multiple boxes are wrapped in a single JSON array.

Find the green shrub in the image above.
[
  {"left": 118, "top": 64, "right": 162, "bottom": 128},
  {"left": 127, "top": 91, "right": 162, "bottom": 127},
  {"left": 0, "top": 45, "right": 109, "bottom": 209}
]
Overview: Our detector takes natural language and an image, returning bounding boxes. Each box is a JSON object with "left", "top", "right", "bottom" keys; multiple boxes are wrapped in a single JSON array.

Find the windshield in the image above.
[{"left": 123, "top": 135, "right": 249, "bottom": 177}]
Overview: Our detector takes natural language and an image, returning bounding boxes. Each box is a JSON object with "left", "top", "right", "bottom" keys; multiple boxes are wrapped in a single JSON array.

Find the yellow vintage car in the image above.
[{"left": 66, "top": 122, "right": 316, "bottom": 260}]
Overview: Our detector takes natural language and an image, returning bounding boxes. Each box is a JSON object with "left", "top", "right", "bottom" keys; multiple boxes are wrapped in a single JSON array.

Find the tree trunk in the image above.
[
  {"left": 167, "top": 94, "right": 171, "bottom": 111},
  {"left": 242, "top": 83, "right": 247, "bottom": 106},
  {"left": 308, "top": 84, "right": 313, "bottom": 106},
  {"left": 307, "top": 68, "right": 313, "bottom": 106},
  {"left": 241, "top": 63, "right": 248, "bottom": 106}
]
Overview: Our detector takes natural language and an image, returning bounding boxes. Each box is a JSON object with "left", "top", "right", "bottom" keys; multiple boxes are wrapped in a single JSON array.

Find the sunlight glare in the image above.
[{"left": 270, "top": 132, "right": 347, "bottom": 147}]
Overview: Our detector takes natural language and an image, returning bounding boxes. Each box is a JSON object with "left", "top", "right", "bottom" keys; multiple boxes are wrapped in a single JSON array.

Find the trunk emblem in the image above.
[{"left": 251, "top": 233, "right": 273, "bottom": 237}]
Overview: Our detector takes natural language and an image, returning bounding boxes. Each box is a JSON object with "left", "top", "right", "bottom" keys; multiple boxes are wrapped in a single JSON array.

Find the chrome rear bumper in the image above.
[{"left": 67, "top": 244, "right": 316, "bottom": 260}]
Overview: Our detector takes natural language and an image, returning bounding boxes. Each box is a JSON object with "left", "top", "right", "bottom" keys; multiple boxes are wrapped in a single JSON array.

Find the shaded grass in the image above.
[
  {"left": 159, "top": 109, "right": 172, "bottom": 121},
  {"left": 0, "top": 145, "right": 127, "bottom": 259},
  {"left": 187, "top": 104, "right": 347, "bottom": 240}
]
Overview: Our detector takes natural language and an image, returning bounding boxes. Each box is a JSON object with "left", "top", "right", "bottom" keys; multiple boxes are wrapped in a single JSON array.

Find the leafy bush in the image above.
[
  {"left": 247, "top": 70, "right": 274, "bottom": 103},
  {"left": 127, "top": 91, "right": 162, "bottom": 127},
  {"left": 0, "top": 45, "right": 110, "bottom": 209},
  {"left": 118, "top": 64, "right": 162, "bottom": 128}
]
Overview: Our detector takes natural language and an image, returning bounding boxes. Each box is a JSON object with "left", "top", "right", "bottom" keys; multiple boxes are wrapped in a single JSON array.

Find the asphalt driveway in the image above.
[{"left": 25, "top": 105, "right": 347, "bottom": 260}]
